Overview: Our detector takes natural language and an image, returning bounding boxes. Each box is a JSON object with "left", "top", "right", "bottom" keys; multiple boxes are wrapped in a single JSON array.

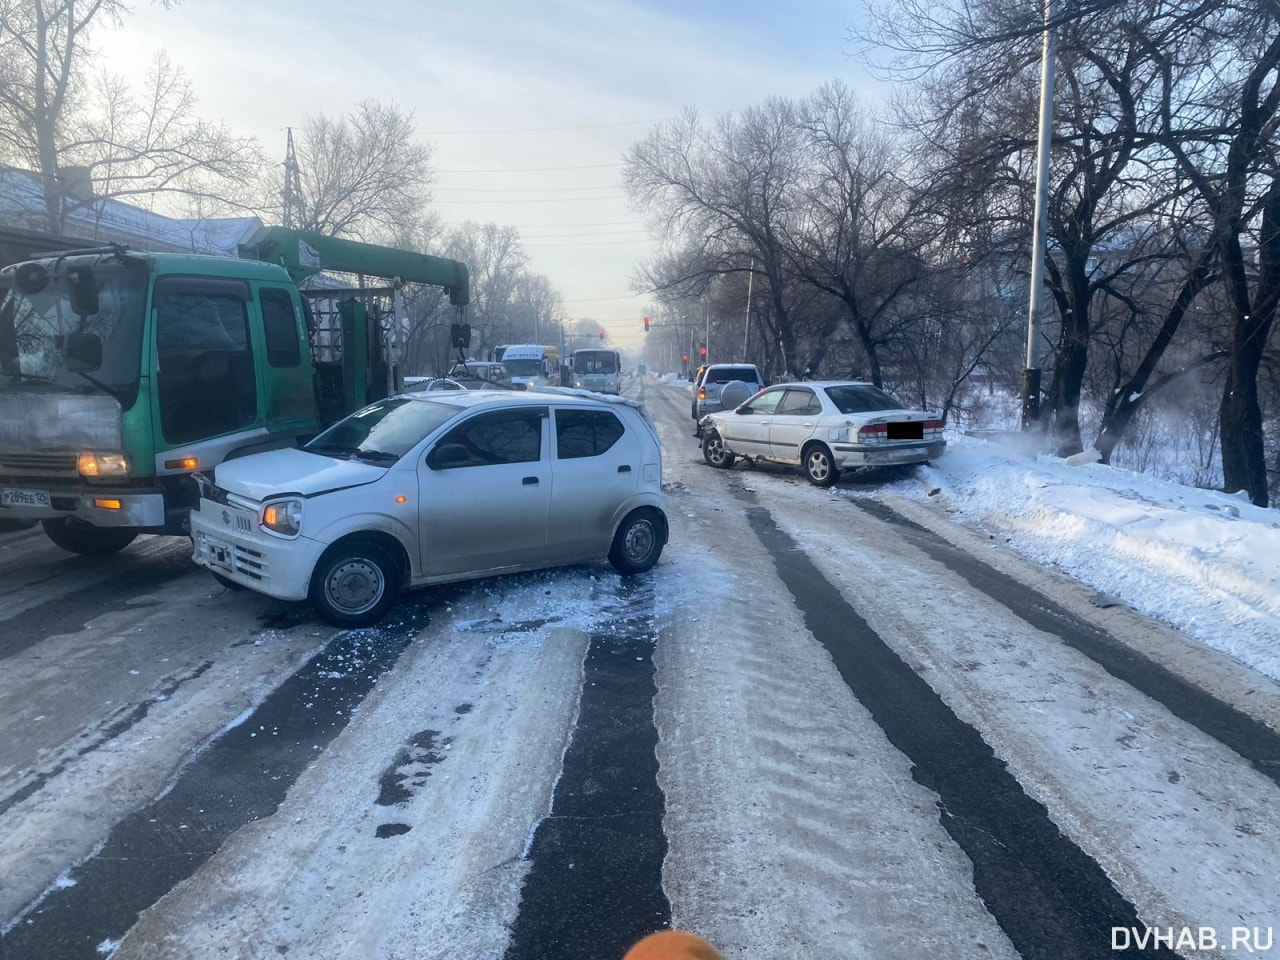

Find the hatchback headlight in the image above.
[{"left": 261, "top": 498, "right": 303, "bottom": 537}]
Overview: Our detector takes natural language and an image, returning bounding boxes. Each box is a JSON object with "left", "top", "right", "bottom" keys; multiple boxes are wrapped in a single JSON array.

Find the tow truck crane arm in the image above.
[{"left": 237, "top": 226, "right": 469, "bottom": 306}]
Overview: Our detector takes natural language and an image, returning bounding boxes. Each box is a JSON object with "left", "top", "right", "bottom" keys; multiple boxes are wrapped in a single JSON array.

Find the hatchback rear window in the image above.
[{"left": 708, "top": 366, "right": 761, "bottom": 383}]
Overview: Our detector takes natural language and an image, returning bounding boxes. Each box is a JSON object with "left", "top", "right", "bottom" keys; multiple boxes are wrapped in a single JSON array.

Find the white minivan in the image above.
[{"left": 190, "top": 390, "right": 667, "bottom": 626}]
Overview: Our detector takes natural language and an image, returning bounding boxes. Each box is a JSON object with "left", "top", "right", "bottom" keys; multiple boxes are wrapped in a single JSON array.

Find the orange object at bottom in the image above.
[{"left": 623, "top": 930, "right": 723, "bottom": 960}]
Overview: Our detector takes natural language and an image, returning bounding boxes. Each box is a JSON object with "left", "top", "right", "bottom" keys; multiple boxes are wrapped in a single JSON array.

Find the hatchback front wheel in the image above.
[{"left": 309, "top": 542, "right": 400, "bottom": 627}]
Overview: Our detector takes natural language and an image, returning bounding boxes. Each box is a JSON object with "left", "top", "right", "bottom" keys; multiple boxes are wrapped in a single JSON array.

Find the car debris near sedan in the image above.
[
  {"left": 699, "top": 380, "right": 945, "bottom": 486},
  {"left": 190, "top": 389, "right": 668, "bottom": 626}
]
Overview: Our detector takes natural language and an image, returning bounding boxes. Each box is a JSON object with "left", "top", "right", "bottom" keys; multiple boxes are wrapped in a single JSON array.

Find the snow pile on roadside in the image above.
[{"left": 887, "top": 434, "right": 1280, "bottom": 683}]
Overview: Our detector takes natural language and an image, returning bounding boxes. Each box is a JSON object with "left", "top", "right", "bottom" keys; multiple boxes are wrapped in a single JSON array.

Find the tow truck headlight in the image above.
[
  {"left": 261, "top": 498, "right": 303, "bottom": 537},
  {"left": 78, "top": 452, "right": 130, "bottom": 479}
]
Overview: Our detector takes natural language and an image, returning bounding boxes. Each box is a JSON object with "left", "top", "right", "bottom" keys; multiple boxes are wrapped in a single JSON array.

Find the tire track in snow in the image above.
[
  {"left": 850, "top": 498, "right": 1280, "bottom": 786},
  {"left": 746, "top": 504, "right": 1178, "bottom": 960},
  {"left": 503, "top": 578, "right": 670, "bottom": 960}
]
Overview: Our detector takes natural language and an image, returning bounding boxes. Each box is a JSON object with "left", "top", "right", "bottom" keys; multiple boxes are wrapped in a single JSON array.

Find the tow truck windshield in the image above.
[{"left": 0, "top": 263, "right": 148, "bottom": 408}]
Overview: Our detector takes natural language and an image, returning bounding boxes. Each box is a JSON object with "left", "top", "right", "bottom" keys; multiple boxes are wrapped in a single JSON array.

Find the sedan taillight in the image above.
[
  {"left": 698, "top": 386, "right": 706, "bottom": 400},
  {"left": 858, "top": 423, "right": 888, "bottom": 443}
]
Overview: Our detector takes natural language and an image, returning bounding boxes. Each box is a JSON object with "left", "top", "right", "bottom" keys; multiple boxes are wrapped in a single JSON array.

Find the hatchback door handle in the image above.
[
  {"left": 617, "top": 465, "right": 631, "bottom": 473},
  {"left": 522, "top": 476, "right": 539, "bottom": 485}
]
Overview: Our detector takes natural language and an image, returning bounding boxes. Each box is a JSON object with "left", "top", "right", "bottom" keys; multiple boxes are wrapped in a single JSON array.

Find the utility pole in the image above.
[
  {"left": 282, "top": 128, "right": 304, "bottom": 230},
  {"left": 1023, "top": 0, "right": 1058, "bottom": 430}
]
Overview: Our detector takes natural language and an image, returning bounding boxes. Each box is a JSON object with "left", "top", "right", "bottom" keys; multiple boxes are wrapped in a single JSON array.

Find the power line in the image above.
[
  {"left": 525, "top": 238, "right": 653, "bottom": 248},
  {"left": 423, "top": 118, "right": 670, "bottom": 135},
  {"left": 432, "top": 184, "right": 621, "bottom": 194},
  {"left": 434, "top": 162, "right": 624, "bottom": 174},
  {"left": 429, "top": 195, "right": 629, "bottom": 204},
  {"left": 507, "top": 219, "right": 645, "bottom": 228},
  {"left": 520, "top": 228, "right": 650, "bottom": 239},
  {"left": 562, "top": 293, "right": 651, "bottom": 303}
]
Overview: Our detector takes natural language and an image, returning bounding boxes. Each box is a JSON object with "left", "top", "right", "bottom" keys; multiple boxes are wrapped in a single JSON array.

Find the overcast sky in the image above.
[{"left": 98, "top": 0, "right": 883, "bottom": 351}]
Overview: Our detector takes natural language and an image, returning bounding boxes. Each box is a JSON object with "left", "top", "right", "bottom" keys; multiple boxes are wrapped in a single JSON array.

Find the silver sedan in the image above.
[{"left": 699, "top": 381, "right": 946, "bottom": 487}]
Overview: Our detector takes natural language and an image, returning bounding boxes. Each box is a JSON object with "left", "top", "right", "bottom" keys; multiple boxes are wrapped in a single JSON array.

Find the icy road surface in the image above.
[{"left": 0, "top": 376, "right": 1276, "bottom": 959}]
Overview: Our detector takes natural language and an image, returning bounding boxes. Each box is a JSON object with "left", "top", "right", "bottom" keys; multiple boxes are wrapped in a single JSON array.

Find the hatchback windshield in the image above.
[
  {"left": 0, "top": 263, "right": 148, "bottom": 407},
  {"left": 823, "top": 384, "right": 904, "bottom": 414},
  {"left": 305, "top": 396, "right": 460, "bottom": 461}
]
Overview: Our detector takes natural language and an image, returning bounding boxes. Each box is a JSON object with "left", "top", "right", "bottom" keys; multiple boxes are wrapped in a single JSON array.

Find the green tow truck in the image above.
[{"left": 0, "top": 226, "right": 469, "bottom": 554}]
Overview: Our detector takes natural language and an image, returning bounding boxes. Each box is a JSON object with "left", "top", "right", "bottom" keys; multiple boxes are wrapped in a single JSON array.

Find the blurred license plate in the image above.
[
  {"left": 887, "top": 422, "right": 923, "bottom": 441},
  {"left": 200, "top": 533, "right": 234, "bottom": 570},
  {"left": 1, "top": 487, "right": 51, "bottom": 508}
]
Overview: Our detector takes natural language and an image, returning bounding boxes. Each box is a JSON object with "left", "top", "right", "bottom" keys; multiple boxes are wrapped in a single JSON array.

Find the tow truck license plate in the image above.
[{"left": 1, "top": 488, "right": 51, "bottom": 508}]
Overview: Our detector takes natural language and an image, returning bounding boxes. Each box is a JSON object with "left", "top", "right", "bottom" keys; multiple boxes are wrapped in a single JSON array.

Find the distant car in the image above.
[
  {"left": 405, "top": 377, "right": 466, "bottom": 392},
  {"left": 691, "top": 363, "right": 766, "bottom": 432},
  {"left": 190, "top": 391, "right": 668, "bottom": 627},
  {"left": 447, "top": 360, "right": 512, "bottom": 384},
  {"left": 699, "top": 381, "right": 945, "bottom": 487}
]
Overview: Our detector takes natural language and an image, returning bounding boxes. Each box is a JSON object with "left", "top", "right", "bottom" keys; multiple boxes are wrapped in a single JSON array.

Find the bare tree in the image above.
[
  {"left": 625, "top": 101, "right": 808, "bottom": 374},
  {"left": 290, "top": 101, "right": 434, "bottom": 243},
  {"left": 1140, "top": 1, "right": 1280, "bottom": 506},
  {"left": 0, "top": 0, "right": 263, "bottom": 232},
  {"left": 788, "top": 81, "right": 932, "bottom": 386},
  {"left": 74, "top": 52, "right": 263, "bottom": 220},
  {"left": 0, "top": 0, "right": 128, "bottom": 230}
]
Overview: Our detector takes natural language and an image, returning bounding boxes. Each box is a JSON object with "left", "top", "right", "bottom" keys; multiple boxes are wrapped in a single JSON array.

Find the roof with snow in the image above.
[{"left": 0, "top": 163, "right": 263, "bottom": 257}]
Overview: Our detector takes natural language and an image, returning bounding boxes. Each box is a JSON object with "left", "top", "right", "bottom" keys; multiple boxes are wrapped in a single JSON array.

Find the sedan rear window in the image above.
[{"left": 823, "top": 384, "right": 903, "bottom": 414}]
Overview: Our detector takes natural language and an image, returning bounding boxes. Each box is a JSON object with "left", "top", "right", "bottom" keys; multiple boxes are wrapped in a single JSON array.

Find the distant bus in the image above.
[
  {"left": 570, "top": 348, "right": 622, "bottom": 394},
  {"left": 495, "top": 343, "right": 558, "bottom": 387}
]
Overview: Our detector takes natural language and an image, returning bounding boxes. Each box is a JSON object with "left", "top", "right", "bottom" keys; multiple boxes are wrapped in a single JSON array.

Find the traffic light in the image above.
[
  {"left": 699, "top": 344, "right": 707, "bottom": 357},
  {"left": 681, "top": 353, "right": 689, "bottom": 362},
  {"left": 643, "top": 316, "right": 650, "bottom": 333},
  {"left": 599, "top": 327, "right": 606, "bottom": 341}
]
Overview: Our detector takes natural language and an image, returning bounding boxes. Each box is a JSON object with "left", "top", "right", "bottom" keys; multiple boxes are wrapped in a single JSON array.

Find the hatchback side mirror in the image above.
[{"left": 428, "top": 442, "right": 470, "bottom": 469}]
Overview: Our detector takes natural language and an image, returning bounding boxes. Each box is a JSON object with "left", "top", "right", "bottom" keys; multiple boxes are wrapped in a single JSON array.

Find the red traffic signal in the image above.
[
  {"left": 699, "top": 345, "right": 707, "bottom": 357},
  {"left": 599, "top": 328, "right": 606, "bottom": 341},
  {"left": 681, "top": 353, "right": 689, "bottom": 362},
  {"left": 643, "top": 316, "right": 650, "bottom": 332}
]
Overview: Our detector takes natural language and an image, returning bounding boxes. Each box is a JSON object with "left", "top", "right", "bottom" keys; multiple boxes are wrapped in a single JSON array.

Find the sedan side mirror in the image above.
[{"left": 736, "top": 405, "right": 752, "bottom": 415}]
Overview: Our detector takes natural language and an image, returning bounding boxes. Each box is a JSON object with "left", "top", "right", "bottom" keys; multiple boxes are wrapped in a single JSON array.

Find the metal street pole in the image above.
[{"left": 1023, "top": 0, "right": 1058, "bottom": 430}]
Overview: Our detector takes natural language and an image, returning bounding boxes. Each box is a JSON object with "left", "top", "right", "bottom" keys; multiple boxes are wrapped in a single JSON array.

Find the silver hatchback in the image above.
[{"left": 190, "top": 389, "right": 668, "bottom": 626}]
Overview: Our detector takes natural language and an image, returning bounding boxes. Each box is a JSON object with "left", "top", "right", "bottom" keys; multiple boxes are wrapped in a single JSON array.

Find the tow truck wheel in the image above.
[{"left": 41, "top": 518, "right": 138, "bottom": 556}]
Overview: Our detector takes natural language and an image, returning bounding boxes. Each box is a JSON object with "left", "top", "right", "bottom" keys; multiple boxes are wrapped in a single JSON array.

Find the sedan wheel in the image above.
[
  {"left": 609, "top": 507, "right": 665, "bottom": 574},
  {"left": 702, "top": 429, "right": 737, "bottom": 469},
  {"left": 309, "top": 543, "right": 400, "bottom": 627},
  {"left": 803, "top": 443, "right": 839, "bottom": 487}
]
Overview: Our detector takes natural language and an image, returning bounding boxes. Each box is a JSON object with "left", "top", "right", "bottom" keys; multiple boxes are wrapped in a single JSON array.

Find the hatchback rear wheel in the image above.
[{"left": 609, "top": 507, "right": 665, "bottom": 574}]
